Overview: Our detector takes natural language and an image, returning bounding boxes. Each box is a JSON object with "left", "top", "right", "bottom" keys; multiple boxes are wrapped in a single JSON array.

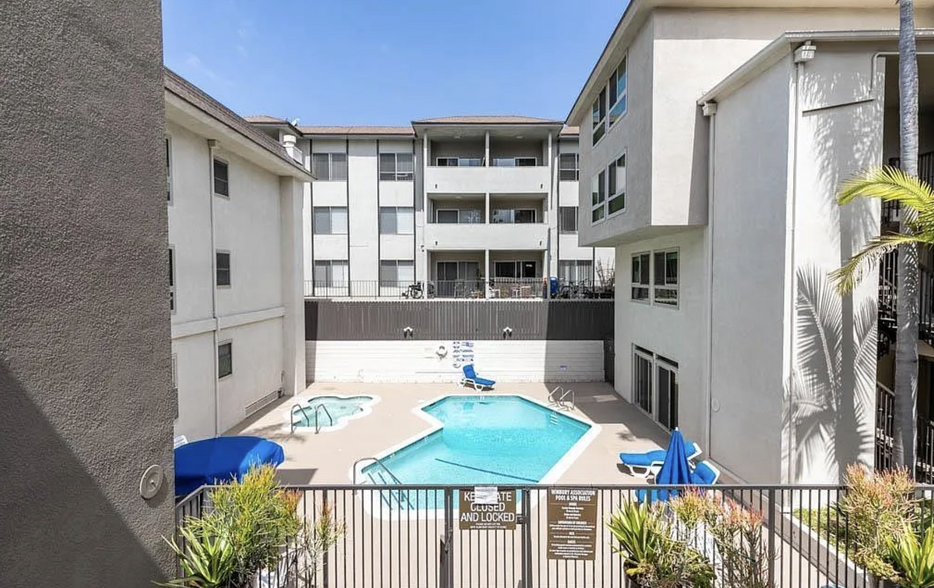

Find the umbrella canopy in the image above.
[
  {"left": 643, "top": 428, "right": 693, "bottom": 503},
  {"left": 174, "top": 436, "right": 285, "bottom": 497}
]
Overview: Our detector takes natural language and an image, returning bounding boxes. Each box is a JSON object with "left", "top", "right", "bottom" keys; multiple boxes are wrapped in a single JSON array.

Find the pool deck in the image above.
[{"left": 227, "top": 381, "right": 692, "bottom": 487}]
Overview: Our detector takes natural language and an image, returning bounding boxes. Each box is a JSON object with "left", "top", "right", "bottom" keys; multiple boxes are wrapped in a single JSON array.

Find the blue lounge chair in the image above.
[
  {"left": 619, "top": 439, "right": 702, "bottom": 479},
  {"left": 461, "top": 364, "right": 496, "bottom": 391},
  {"left": 690, "top": 460, "right": 721, "bottom": 485}
]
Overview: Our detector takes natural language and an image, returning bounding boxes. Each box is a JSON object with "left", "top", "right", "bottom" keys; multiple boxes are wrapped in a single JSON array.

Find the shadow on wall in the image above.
[
  {"left": 543, "top": 300, "right": 615, "bottom": 383},
  {"left": 783, "top": 266, "right": 876, "bottom": 483},
  {"left": 0, "top": 360, "right": 170, "bottom": 587}
]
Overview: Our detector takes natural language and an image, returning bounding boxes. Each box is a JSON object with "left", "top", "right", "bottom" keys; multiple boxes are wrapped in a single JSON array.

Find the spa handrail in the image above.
[
  {"left": 290, "top": 403, "right": 313, "bottom": 433},
  {"left": 314, "top": 404, "right": 334, "bottom": 434}
]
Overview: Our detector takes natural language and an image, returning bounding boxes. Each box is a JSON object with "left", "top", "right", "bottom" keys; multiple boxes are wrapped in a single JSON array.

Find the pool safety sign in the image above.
[
  {"left": 547, "top": 488, "right": 598, "bottom": 560},
  {"left": 459, "top": 487, "right": 517, "bottom": 531}
]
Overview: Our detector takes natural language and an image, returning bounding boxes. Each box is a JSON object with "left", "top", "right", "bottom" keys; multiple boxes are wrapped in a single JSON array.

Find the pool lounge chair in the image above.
[
  {"left": 461, "top": 364, "right": 496, "bottom": 391},
  {"left": 619, "top": 439, "right": 702, "bottom": 479},
  {"left": 690, "top": 460, "right": 721, "bottom": 485}
]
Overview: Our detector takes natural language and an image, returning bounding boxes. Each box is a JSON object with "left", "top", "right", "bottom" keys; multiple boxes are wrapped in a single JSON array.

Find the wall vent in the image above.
[{"left": 245, "top": 389, "right": 282, "bottom": 417}]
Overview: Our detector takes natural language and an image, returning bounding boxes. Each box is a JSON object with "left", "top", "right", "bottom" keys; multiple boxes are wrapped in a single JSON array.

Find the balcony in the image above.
[
  {"left": 424, "top": 222, "right": 547, "bottom": 251},
  {"left": 424, "top": 165, "right": 549, "bottom": 194}
]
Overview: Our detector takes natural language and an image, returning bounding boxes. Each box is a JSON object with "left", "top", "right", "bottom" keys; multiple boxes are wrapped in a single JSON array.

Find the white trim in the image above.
[
  {"left": 217, "top": 339, "right": 233, "bottom": 380},
  {"left": 652, "top": 248, "right": 679, "bottom": 309},
  {"left": 630, "top": 251, "right": 650, "bottom": 303},
  {"left": 607, "top": 54, "right": 629, "bottom": 131},
  {"left": 212, "top": 156, "right": 230, "bottom": 198},
  {"left": 606, "top": 151, "right": 627, "bottom": 219},
  {"left": 350, "top": 393, "right": 601, "bottom": 521},
  {"left": 284, "top": 393, "right": 380, "bottom": 433},
  {"left": 217, "top": 306, "right": 285, "bottom": 330}
]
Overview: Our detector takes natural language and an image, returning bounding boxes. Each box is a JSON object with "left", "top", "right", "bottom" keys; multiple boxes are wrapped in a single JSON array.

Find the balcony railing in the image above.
[
  {"left": 875, "top": 381, "right": 934, "bottom": 481},
  {"left": 304, "top": 279, "right": 615, "bottom": 300},
  {"left": 877, "top": 249, "right": 934, "bottom": 346},
  {"left": 884, "top": 151, "right": 934, "bottom": 224}
]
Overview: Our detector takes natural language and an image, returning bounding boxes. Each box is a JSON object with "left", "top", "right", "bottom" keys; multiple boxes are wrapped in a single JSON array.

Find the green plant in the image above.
[
  {"left": 161, "top": 525, "right": 236, "bottom": 588},
  {"left": 888, "top": 524, "right": 934, "bottom": 588},
  {"left": 838, "top": 464, "right": 915, "bottom": 581},
  {"left": 297, "top": 501, "right": 346, "bottom": 581}
]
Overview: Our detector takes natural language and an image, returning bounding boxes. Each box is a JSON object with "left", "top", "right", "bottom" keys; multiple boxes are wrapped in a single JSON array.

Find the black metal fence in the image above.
[
  {"left": 304, "top": 280, "right": 614, "bottom": 300},
  {"left": 875, "top": 382, "right": 934, "bottom": 482},
  {"left": 175, "top": 483, "right": 934, "bottom": 588}
]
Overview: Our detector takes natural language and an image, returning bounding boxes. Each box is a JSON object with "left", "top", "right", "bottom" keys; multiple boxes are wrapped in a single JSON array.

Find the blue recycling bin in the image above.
[{"left": 548, "top": 276, "right": 559, "bottom": 297}]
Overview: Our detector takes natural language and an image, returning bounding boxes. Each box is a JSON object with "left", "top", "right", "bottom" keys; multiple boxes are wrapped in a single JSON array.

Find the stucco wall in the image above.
[{"left": 0, "top": 0, "right": 175, "bottom": 584}]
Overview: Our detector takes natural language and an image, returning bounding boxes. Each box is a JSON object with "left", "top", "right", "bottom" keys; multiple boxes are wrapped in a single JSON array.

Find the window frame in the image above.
[
  {"left": 608, "top": 55, "right": 628, "bottom": 128},
  {"left": 166, "top": 136, "right": 173, "bottom": 204},
  {"left": 591, "top": 170, "right": 606, "bottom": 224},
  {"left": 311, "top": 152, "right": 348, "bottom": 181},
  {"left": 607, "top": 152, "right": 627, "bottom": 217},
  {"left": 213, "top": 157, "right": 229, "bottom": 198},
  {"left": 633, "top": 346, "right": 679, "bottom": 431},
  {"left": 631, "top": 252, "right": 650, "bottom": 302},
  {"left": 653, "top": 249, "right": 679, "bottom": 308},
  {"left": 559, "top": 153, "right": 579, "bottom": 181},
  {"left": 592, "top": 87, "right": 607, "bottom": 146},
  {"left": 632, "top": 346, "right": 654, "bottom": 416},
  {"left": 558, "top": 206, "right": 578, "bottom": 234},
  {"left": 216, "top": 250, "right": 231, "bottom": 288},
  {"left": 313, "top": 206, "right": 349, "bottom": 235},
  {"left": 558, "top": 260, "right": 594, "bottom": 284},
  {"left": 169, "top": 245, "right": 176, "bottom": 313},
  {"left": 217, "top": 341, "right": 233, "bottom": 379},
  {"left": 379, "top": 152, "right": 414, "bottom": 181},
  {"left": 379, "top": 259, "right": 415, "bottom": 287},
  {"left": 379, "top": 206, "right": 415, "bottom": 235},
  {"left": 313, "top": 259, "right": 349, "bottom": 288},
  {"left": 656, "top": 356, "right": 679, "bottom": 431}
]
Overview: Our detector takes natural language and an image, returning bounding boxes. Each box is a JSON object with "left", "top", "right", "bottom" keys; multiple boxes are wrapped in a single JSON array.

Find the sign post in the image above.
[
  {"left": 547, "top": 488, "right": 598, "bottom": 561},
  {"left": 459, "top": 487, "right": 517, "bottom": 531}
]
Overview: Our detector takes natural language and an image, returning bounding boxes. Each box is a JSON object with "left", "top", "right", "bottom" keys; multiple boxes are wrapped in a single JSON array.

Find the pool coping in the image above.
[
  {"left": 348, "top": 391, "right": 602, "bottom": 520},
  {"left": 284, "top": 393, "right": 381, "bottom": 434}
]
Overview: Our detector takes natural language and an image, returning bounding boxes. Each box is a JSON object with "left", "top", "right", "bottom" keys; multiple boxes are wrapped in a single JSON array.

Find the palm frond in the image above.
[
  {"left": 838, "top": 166, "right": 934, "bottom": 211},
  {"left": 830, "top": 233, "right": 928, "bottom": 294}
]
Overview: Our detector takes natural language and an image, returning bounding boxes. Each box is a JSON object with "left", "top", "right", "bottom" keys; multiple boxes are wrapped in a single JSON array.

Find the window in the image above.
[
  {"left": 436, "top": 261, "right": 481, "bottom": 297},
  {"left": 311, "top": 152, "right": 348, "bottom": 181},
  {"left": 216, "top": 251, "right": 231, "bottom": 287},
  {"left": 313, "top": 260, "right": 349, "bottom": 287},
  {"left": 436, "top": 209, "right": 481, "bottom": 224},
  {"left": 559, "top": 153, "right": 579, "bottom": 181},
  {"left": 657, "top": 358, "right": 679, "bottom": 430},
  {"left": 631, "top": 253, "right": 650, "bottom": 301},
  {"left": 558, "top": 260, "right": 593, "bottom": 283},
  {"left": 313, "top": 207, "right": 348, "bottom": 235},
  {"left": 494, "top": 157, "right": 537, "bottom": 167},
  {"left": 592, "top": 87, "right": 607, "bottom": 145},
  {"left": 493, "top": 261, "right": 537, "bottom": 279},
  {"left": 166, "top": 137, "right": 173, "bottom": 202},
  {"left": 633, "top": 348, "right": 653, "bottom": 414},
  {"left": 591, "top": 170, "right": 606, "bottom": 223},
  {"left": 168, "top": 247, "right": 176, "bottom": 312},
  {"left": 654, "top": 250, "right": 679, "bottom": 306},
  {"left": 436, "top": 157, "right": 483, "bottom": 167},
  {"left": 609, "top": 57, "right": 628, "bottom": 125},
  {"left": 633, "top": 347, "right": 678, "bottom": 430},
  {"left": 213, "top": 158, "right": 229, "bottom": 197},
  {"left": 379, "top": 153, "right": 414, "bottom": 181},
  {"left": 559, "top": 206, "right": 578, "bottom": 234},
  {"left": 608, "top": 153, "right": 626, "bottom": 215},
  {"left": 492, "top": 209, "right": 537, "bottom": 224},
  {"left": 379, "top": 207, "right": 414, "bottom": 234},
  {"left": 379, "top": 260, "right": 415, "bottom": 286},
  {"left": 218, "top": 342, "right": 232, "bottom": 379}
]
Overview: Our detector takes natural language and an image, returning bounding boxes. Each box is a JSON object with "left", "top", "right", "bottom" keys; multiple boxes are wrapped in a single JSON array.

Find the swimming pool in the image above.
[
  {"left": 359, "top": 395, "right": 596, "bottom": 509},
  {"left": 290, "top": 394, "right": 376, "bottom": 432}
]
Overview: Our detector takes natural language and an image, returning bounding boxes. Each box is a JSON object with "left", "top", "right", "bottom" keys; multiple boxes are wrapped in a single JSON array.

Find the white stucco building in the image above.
[
  {"left": 568, "top": 0, "right": 934, "bottom": 483},
  {"left": 247, "top": 117, "right": 614, "bottom": 299},
  {"left": 165, "top": 70, "right": 310, "bottom": 441}
]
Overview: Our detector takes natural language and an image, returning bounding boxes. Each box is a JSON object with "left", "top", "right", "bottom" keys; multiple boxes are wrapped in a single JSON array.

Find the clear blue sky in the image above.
[{"left": 162, "top": 0, "right": 626, "bottom": 126}]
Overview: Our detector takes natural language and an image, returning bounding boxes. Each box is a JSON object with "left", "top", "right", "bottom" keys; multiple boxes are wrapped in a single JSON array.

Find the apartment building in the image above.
[
  {"left": 248, "top": 116, "right": 614, "bottom": 299},
  {"left": 165, "top": 70, "right": 309, "bottom": 442},
  {"left": 568, "top": 0, "right": 934, "bottom": 484}
]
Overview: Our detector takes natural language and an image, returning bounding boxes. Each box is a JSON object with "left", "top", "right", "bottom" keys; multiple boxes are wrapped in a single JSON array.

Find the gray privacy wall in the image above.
[
  {"left": 306, "top": 300, "right": 614, "bottom": 340},
  {"left": 0, "top": 1, "right": 175, "bottom": 586}
]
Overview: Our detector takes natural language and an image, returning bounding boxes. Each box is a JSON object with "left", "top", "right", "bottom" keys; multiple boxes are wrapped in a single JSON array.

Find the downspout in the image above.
[
  {"left": 207, "top": 139, "right": 221, "bottom": 437},
  {"left": 702, "top": 102, "right": 717, "bottom": 459},
  {"left": 784, "top": 43, "right": 814, "bottom": 482}
]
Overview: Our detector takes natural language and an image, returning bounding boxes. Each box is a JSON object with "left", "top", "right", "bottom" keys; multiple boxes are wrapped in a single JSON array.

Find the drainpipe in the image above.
[
  {"left": 702, "top": 101, "right": 717, "bottom": 459},
  {"left": 208, "top": 139, "right": 221, "bottom": 437},
  {"left": 784, "top": 42, "right": 814, "bottom": 482}
]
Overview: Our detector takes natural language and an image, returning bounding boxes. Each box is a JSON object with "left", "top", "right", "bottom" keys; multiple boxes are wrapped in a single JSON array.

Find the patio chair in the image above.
[
  {"left": 461, "top": 364, "right": 496, "bottom": 391},
  {"left": 619, "top": 439, "right": 702, "bottom": 479},
  {"left": 690, "top": 460, "right": 721, "bottom": 485}
]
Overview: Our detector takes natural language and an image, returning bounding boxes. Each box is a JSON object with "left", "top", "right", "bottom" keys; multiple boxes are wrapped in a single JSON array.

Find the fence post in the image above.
[
  {"left": 521, "top": 488, "right": 532, "bottom": 588},
  {"left": 767, "top": 487, "right": 776, "bottom": 588},
  {"left": 442, "top": 488, "right": 454, "bottom": 588}
]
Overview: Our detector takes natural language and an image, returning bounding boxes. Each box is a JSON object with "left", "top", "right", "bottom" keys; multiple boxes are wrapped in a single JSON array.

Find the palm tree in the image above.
[{"left": 831, "top": 167, "right": 932, "bottom": 473}]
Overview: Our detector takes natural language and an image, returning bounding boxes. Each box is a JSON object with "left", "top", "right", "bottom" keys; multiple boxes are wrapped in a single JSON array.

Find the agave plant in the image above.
[
  {"left": 888, "top": 524, "right": 934, "bottom": 588},
  {"left": 606, "top": 500, "right": 663, "bottom": 578},
  {"left": 161, "top": 525, "right": 236, "bottom": 588}
]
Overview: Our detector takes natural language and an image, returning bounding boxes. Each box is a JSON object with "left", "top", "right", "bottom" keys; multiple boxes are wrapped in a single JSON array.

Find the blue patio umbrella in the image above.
[
  {"left": 174, "top": 436, "right": 285, "bottom": 497},
  {"left": 639, "top": 428, "right": 693, "bottom": 503}
]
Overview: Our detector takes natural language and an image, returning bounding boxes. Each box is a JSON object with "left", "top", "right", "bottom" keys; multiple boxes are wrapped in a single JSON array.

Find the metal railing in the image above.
[
  {"left": 305, "top": 279, "right": 615, "bottom": 300},
  {"left": 290, "top": 403, "right": 312, "bottom": 434},
  {"left": 175, "top": 482, "right": 934, "bottom": 588},
  {"left": 875, "top": 382, "right": 934, "bottom": 481}
]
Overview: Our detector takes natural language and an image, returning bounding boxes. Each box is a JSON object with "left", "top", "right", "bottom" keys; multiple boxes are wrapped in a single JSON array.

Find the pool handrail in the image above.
[
  {"left": 290, "top": 403, "right": 313, "bottom": 433},
  {"left": 548, "top": 385, "right": 575, "bottom": 411},
  {"left": 314, "top": 404, "right": 334, "bottom": 434},
  {"left": 352, "top": 456, "right": 404, "bottom": 486}
]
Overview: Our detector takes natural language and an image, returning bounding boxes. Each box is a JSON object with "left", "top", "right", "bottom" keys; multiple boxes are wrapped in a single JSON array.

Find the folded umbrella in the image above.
[{"left": 174, "top": 435, "right": 285, "bottom": 497}]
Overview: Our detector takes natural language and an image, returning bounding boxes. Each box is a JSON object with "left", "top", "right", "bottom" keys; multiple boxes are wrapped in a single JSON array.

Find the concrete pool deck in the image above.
[{"left": 227, "top": 381, "right": 697, "bottom": 486}]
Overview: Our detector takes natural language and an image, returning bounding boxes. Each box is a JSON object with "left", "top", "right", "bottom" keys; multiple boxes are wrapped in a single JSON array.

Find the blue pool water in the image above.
[
  {"left": 361, "top": 396, "right": 590, "bottom": 508},
  {"left": 292, "top": 395, "right": 373, "bottom": 429}
]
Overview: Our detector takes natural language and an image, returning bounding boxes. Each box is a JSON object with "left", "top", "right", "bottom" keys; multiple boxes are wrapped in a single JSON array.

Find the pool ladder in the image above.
[
  {"left": 290, "top": 403, "right": 334, "bottom": 434},
  {"left": 353, "top": 456, "right": 413, "bottom": 510},
  {"left": 548, "top": 386, "right": 575, "bottom": 412}
]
